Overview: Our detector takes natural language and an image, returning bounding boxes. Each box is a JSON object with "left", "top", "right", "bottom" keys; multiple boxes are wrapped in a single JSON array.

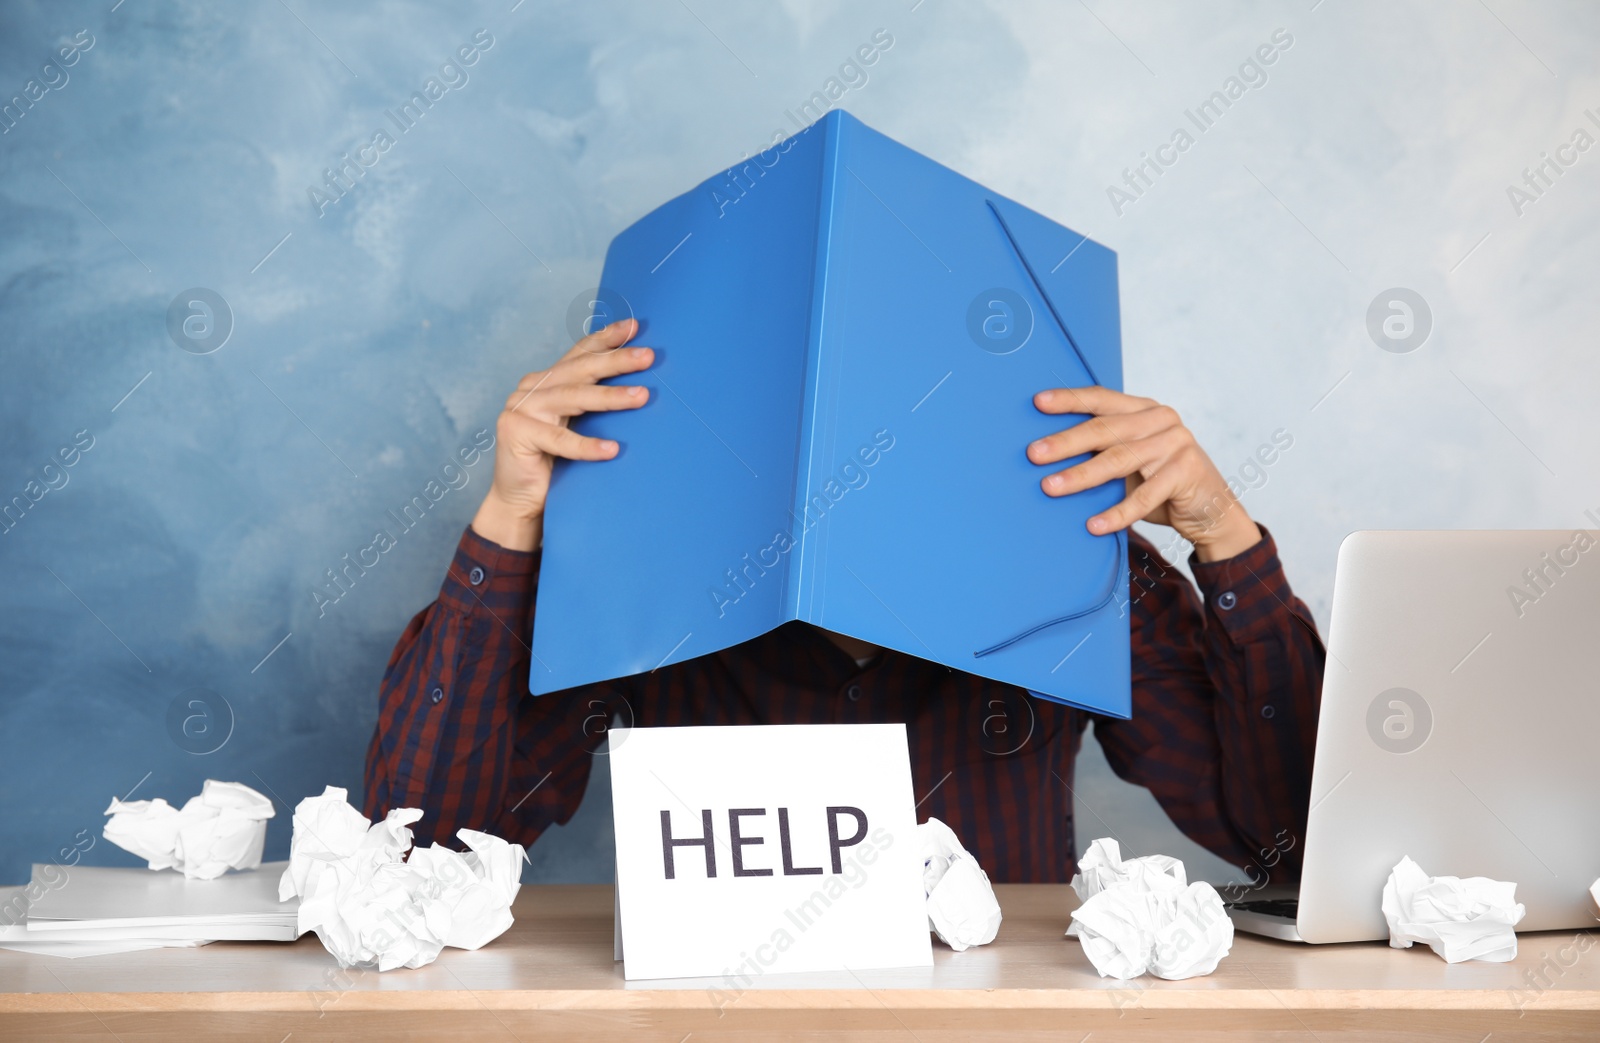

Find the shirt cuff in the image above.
[
  {"left": 1187, "top": 524, "right": 1298, "bottom": 645},
  {"left": 437, "top": 525, "right": 541, "bottom": 623}
]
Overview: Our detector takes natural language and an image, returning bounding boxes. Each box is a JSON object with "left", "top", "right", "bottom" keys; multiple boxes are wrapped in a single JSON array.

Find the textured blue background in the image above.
[{"left": 3, "top": 0, "right": 1595, "bottom": 888}]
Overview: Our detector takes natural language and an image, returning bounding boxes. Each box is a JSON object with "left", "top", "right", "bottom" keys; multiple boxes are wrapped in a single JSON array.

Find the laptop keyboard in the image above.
[{"left": 1225, "top": 897, "right": 1299, "bottom": 918}]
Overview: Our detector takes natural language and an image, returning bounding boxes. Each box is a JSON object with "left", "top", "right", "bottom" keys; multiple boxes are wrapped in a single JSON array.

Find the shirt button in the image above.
[
  {"left": 468, "top": 566, "right": 485, "bottom": 586},
  {"left": 1260, "top": 704, "right": 1276, "bottom": 720},
  {"left": 1217, "top": 591, "right": 1238, "bottom": 611},
  {"left": 430, "top": 687, "right": 444, "bottom": 705},
  {"left": 846, "top": 684, "right": 862, "bottom": 702}
]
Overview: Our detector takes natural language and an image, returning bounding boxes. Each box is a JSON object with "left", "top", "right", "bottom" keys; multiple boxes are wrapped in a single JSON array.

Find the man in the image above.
[{"left": 364, "top": 319, "right": 1324, "bottom": 883}]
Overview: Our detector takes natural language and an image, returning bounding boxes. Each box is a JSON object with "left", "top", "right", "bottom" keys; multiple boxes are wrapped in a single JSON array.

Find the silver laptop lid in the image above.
[{"left": 1297, "top": 530, "right": 1600, "bottom": 944}]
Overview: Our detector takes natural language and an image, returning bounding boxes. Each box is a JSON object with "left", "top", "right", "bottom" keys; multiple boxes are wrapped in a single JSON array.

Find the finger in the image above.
[
  {"left": 519, "top": 343, "right": 654, "bottom": 394},
  {"left": 514, "top": 414, "right": 621, "bottom": 461},
  {"left": 1042, "top": 427, "right": 1189, "bottom": 497},
  {"left": 565, "top": 316, "right": 638, "bottom": 359},
  {"left": 511, "top": 347, "right": 654, "bottom": 414},
  {"left": 1088, "top": 469, "right": 1177, "bottom": 535},
  {"left": 556, "top": 343, "right": 656, "bottom": 385},
  {"left": 1028, "top": 404, "right": 1180, "bottom": 465},
  {"left": 1033, "top": 385, "right": 1156, "bottom": 417},
  {"left": 511, "top": 382, "right": 649, "bottom": 420}
]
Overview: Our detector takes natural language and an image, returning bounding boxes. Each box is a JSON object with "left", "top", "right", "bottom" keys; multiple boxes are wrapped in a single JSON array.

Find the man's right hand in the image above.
[{"left": 471, "top": 319, "right": 653, "bottom": 551}]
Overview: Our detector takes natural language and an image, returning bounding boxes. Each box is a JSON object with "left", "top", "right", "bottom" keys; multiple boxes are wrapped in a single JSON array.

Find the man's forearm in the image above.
[
  {"left": 362, "top": 526, "right": 542, "bottom": 844},
  {"left": 1098, "top": 527, "right": 1323, "bottom": 880},
  {"left": 1190, "top": 528, "right": 1324, "bottom": 879}
]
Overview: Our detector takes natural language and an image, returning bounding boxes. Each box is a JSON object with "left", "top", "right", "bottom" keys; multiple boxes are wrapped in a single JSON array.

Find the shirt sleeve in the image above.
[
  {"left": 1089, "top": 524, "right": 1324, "bottom": 884},
  {"left": 362, "top": 526, "right": 612, "bottom": 848}
]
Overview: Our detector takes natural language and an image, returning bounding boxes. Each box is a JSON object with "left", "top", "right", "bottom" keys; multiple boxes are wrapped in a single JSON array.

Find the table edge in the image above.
[{"left": 1, "top": 987, "right": 1594, "bottom": 1015}]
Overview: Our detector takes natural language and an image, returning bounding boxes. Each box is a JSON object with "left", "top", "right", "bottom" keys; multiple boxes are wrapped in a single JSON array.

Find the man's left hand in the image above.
[{"left": 1028, "top": 386, "right": 1262, "bottom": 563}]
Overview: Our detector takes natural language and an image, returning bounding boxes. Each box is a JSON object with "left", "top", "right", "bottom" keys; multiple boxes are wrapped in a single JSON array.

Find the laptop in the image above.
[{"left": 1227, "top": 529, "right": 1600, "bottom": 942}]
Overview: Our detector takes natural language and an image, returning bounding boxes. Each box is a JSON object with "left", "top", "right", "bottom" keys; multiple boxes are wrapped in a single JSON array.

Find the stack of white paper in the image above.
[{"left": 0, "top": 862, "right": 296, "bottom": 958}]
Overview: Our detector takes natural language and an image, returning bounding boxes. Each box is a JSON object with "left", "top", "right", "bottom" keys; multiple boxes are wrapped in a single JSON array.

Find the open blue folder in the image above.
[{"left": 532, "top": 109, "right": 1130, "bottom": 716}]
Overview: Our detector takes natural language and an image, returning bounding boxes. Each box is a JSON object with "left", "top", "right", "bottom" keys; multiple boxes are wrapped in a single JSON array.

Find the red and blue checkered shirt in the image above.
[{"left": 365, "top": 524, "right": 1324, "bottom": 883}]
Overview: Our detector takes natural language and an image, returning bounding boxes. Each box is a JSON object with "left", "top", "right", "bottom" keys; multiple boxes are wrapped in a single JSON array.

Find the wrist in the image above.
[
  {"left": 471, "top": 488, "right": 543, "bottom": 552},
  {"left": 1191, "top": 509, "right": 1261, "bottom": 563}
]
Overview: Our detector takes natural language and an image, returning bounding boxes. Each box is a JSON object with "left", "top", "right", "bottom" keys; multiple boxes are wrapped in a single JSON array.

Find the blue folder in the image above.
[{"left": 532, "top": 109, "right": 1130, "bottom": 716}]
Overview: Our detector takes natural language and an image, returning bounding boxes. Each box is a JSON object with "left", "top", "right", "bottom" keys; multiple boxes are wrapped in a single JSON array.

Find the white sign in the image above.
[{"left": 609, "top": 723, "right": 933, "bottom": 981}]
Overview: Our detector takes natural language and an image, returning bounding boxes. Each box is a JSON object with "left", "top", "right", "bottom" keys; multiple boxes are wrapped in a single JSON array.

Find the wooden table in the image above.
[{"left": 1, "top": 884, "right": 1596, "bottom": 1040}]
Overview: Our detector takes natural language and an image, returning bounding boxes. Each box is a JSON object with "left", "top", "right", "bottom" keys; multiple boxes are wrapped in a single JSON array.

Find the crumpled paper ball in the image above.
[
  {"left": 103, "top": 779, "right": 275, "bottom": 880},
  {"left": 1066, "top": 837, "right": 1233, "bottom": 980},
  {"left": 918, "top": 817, "right": 1002, "bottom": 951},
  {"left": 1381, "top": 856, "right": 1525, "bottom": 963},
  {"left": 276, "top": 786, "right": 528, "bottom": 971}
]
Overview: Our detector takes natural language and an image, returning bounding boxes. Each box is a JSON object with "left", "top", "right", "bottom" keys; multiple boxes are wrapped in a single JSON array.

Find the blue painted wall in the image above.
[{"left": 3, "top": 0, "right": 1595, "bottom": 889}]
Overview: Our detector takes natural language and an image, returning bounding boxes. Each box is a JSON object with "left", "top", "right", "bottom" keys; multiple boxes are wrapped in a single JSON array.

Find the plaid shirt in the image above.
[{"left": 365, "top": 524, "right": 1323, "bottom": 883}]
